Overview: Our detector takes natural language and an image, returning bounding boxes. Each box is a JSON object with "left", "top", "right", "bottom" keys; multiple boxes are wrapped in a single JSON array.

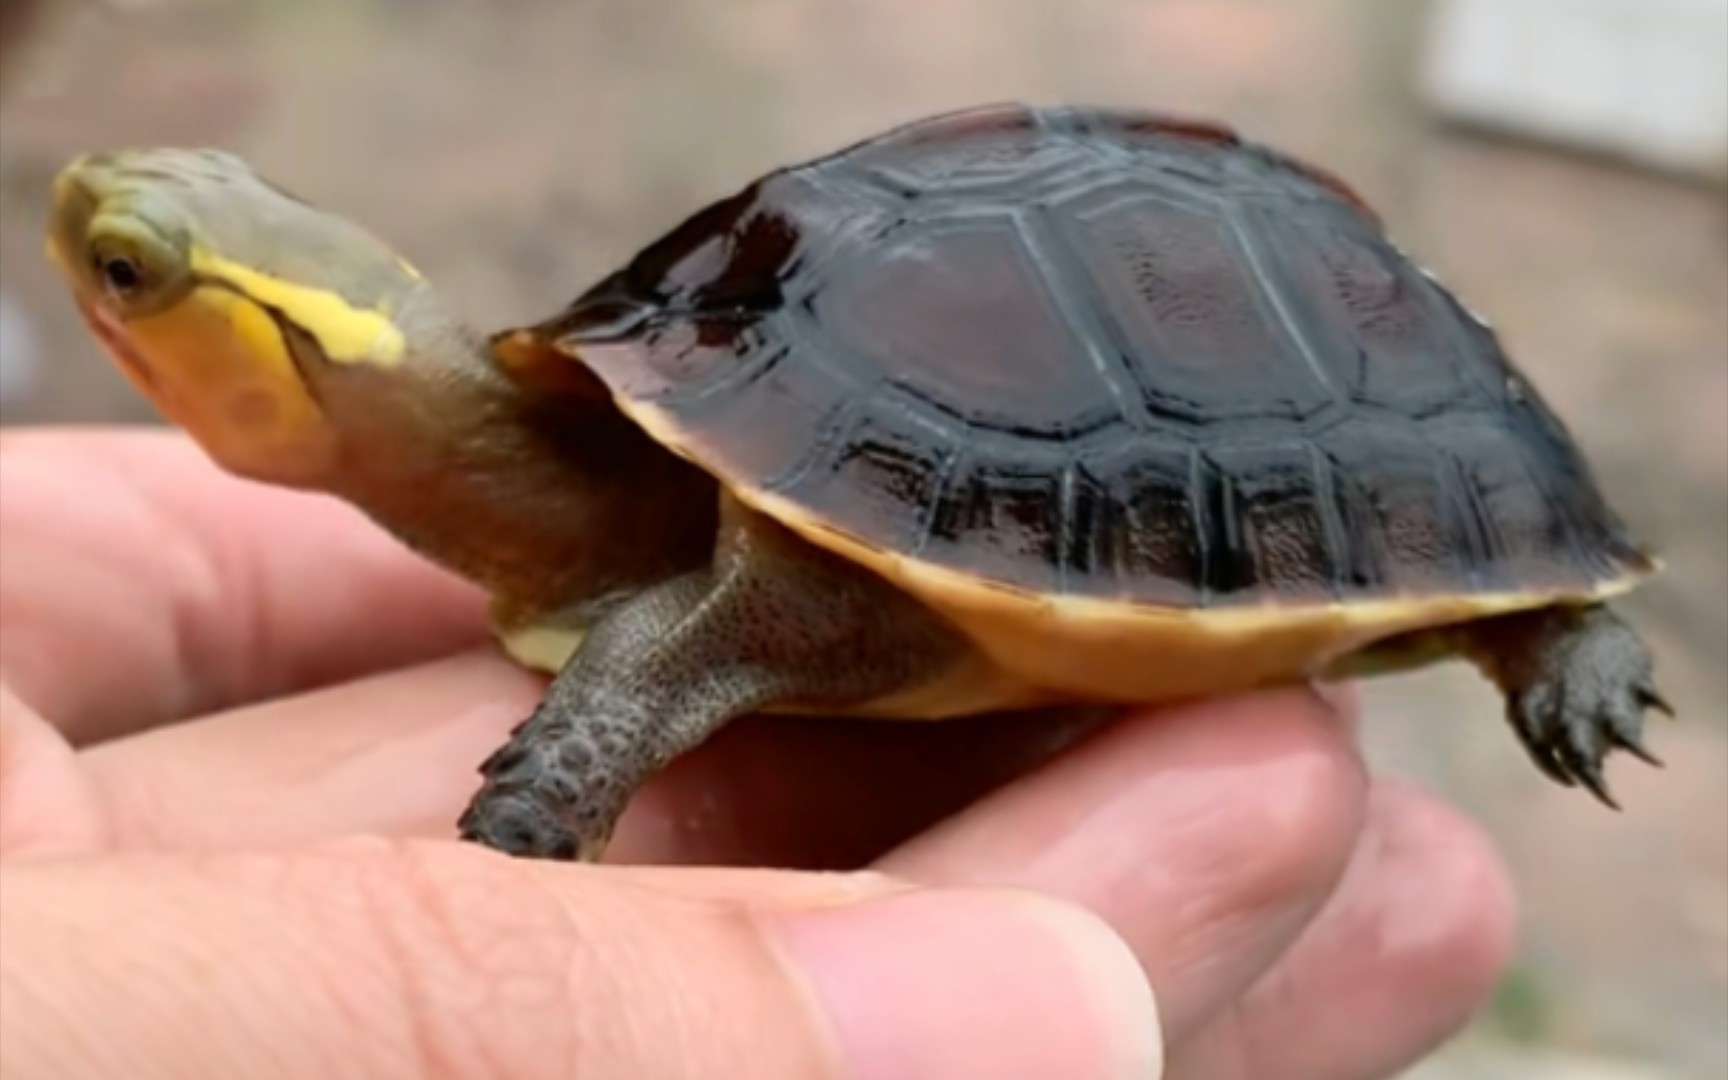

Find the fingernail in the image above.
[{"left": 775, "top": 887, "right": 1162, "bottom": 1080}]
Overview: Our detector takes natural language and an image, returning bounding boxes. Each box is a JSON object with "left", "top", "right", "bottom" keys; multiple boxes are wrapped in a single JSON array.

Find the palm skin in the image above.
[{"left": 0, "top": 429, "right": 1514, "bottom": 1079}]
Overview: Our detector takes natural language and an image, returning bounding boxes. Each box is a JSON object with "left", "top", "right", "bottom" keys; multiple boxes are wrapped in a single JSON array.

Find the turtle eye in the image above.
[
  {"left": 84, "top": 228, "right": 186, "bottom": 314},
  {"left": 98, "top": 253, "right": 144, "bottom": 298}
]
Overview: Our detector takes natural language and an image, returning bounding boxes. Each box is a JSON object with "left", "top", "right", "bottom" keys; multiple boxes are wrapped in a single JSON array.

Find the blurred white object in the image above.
[
  {"left": 1422, "top": 0, "right": 1728, "bottom": 179},
  {"left": 0, "top": 292, "right": 42, "bottom": 407}
]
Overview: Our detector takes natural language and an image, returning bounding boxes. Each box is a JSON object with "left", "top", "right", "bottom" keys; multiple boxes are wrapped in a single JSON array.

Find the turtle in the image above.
[{"left": 45, "top": 103, "right": 1669, "bottom": 862}]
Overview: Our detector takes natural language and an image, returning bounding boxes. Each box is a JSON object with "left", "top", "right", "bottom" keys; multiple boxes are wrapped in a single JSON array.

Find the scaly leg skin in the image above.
[
  {"left": 1453, "top": 603, "right": 1672, "bottom": 808},
  {"left": 457, "top": 498, "right": 974, "bottom": 861}
]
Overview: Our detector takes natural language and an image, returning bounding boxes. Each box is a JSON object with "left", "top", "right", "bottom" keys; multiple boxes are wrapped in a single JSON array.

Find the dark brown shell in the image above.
[{"left": 532, "top": 104, "right": 1652, "bottom": 609}]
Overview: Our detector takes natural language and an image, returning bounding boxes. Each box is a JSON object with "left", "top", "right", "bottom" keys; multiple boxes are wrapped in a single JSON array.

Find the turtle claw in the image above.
[
  {"left": 1506, "top": 689, "right": 1575, "bottom": 787},
  {"left": 1571, "top": 756, "right": 1619, "bottom": 811},
  {"left": 1636, "top": 683, "right": 1675, "bottom": 718},
  {"left": 1610, "top": 728, "right": 1665, "bottom": 769},
  {"left": 1456, "top": 604, "right": 1675, "bottom": 806},
  {"left": 477, "top": 741, "right": 528, "bottom": 775},
  {"left": 1506, "top": 683, "right": 1654, "bottom": 807},
  {"left": 1507, "top": 664, "right": 1676, "bottom": 805}
]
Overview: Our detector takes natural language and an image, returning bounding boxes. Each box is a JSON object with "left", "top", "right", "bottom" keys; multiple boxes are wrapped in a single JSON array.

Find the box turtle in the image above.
[{"left": 46, "top": 104, "right": 1668, "bottom": 861}]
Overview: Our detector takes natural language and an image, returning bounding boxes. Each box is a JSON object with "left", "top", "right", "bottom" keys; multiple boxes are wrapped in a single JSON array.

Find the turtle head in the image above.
[{"left": 46, "top": 148, "right": 441, "bottom": 484}]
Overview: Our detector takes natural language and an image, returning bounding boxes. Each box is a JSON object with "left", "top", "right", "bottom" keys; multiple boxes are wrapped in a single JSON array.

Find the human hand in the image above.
[{"left": 0, "top": 429, "right": 1515, "bottom": 1079}]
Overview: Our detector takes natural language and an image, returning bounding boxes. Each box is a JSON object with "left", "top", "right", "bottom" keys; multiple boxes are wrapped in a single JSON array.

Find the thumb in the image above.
[{"left": 0, "top": 839, "right": 1161, "bottom": 1080}]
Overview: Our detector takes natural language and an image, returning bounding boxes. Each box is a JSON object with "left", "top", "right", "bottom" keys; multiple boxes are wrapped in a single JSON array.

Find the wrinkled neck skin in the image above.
[{"left": 307, "top": 299, "right": 719, "bottom": 627}]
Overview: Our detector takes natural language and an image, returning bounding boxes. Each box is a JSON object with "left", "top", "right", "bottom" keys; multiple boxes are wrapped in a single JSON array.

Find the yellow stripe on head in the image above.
[{"left": 190, "top": 245, "right": 407, "bottom": 367}]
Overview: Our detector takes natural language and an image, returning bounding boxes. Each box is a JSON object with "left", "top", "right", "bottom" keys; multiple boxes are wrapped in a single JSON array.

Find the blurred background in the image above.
[{"left": 0, "top": 0, "right": 1723, "bottom": 1076}]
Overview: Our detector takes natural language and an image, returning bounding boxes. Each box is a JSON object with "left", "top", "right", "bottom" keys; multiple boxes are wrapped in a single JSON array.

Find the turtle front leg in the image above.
[
  {"left": 457, "top": 500, "right": 974, "bottom": 861},
  {"left": 1452, "top": 603, "right": 1671, "bottom": 807}
]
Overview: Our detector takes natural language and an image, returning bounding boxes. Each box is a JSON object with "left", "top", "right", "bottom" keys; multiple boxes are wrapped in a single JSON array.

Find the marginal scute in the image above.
[
  {"left": 782, "top": 406, "right": 952, "bottom": 557},
  {"left": 541, "top": 103, "right": 1654, "bottom": 617},
  {"left": 1321, "top": 423, "right": 1464, "bottom": 593},
  {"left": 1203, "top": 443, "right": 1338, "bottom": 602},
  {"left": 1072, "top": 439, "right": 1205, "bottom": 605},
  {"left": 923, "top": 455, "right": 1066, "bottom": 593}
]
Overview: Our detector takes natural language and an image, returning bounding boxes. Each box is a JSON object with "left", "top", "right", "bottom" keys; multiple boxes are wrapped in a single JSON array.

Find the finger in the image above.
[
  {"left": 611, "top": 705, "right": 1113, "bottom": 866},
  {"left": 1166, "top": 782, "right": 1516, "bottom": 1080},
  {"left": 79, "top": 648, "right": 1106, "bottom": 858},
  {"left": 880, "top": 689, "right": 1370, "bottom": 1044},
  {"left": 0, "top": 839, "right": 1160, "bottom": 1080},
  {"left": 78, "top": 651, "right": 543, "bottom": 851},
  {"left": 0, "top": 428, "right": 488, "bottom": 744}
]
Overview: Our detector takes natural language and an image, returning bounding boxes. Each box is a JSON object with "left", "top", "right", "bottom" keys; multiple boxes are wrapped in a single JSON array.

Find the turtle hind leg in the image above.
[
  {"left": 1452, "top": 602, "right": 1671, "bottom": 807},
  {"left": 457, "top": 497, "right": 977, "bottom": 861}
]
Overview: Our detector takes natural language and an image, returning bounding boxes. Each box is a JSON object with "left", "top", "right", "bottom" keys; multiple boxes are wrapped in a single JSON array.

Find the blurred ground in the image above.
[{"left": 0, "top": 1, "right": 1723, "bottom": 1076}]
